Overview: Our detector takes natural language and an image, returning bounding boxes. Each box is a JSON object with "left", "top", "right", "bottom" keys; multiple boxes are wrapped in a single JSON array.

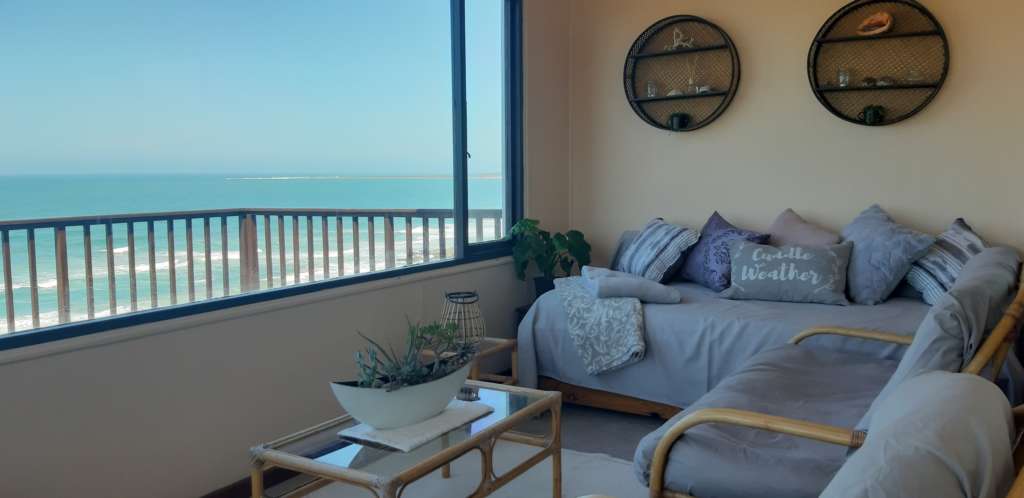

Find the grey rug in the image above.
[{"left": 307, "top": 441, "right": 648, "bottom": 498}]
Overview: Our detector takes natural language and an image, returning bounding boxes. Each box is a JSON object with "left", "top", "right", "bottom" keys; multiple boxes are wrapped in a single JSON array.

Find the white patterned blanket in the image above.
[{"left": 554, "top": 277, "right": 646, "bottom": 375}]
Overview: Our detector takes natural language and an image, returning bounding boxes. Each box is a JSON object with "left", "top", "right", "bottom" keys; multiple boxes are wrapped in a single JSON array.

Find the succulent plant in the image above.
[{"left": 354, "top": 321, "right": 476, "bottom": 391}]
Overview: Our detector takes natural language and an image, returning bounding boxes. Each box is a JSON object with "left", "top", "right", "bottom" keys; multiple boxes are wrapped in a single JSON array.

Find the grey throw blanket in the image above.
[{"left": 554, "top": 276, "right": 645, "bottom": 375}]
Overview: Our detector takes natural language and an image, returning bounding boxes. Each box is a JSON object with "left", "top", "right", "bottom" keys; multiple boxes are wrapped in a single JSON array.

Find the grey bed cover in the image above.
[{"left": 517, "top": 282, "right": 932, "bottom": 408}]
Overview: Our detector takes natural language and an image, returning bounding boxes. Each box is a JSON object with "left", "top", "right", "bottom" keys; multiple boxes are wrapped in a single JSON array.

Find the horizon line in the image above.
[{"left": 0, "top": 173, "right": 503, "bottom": 180}]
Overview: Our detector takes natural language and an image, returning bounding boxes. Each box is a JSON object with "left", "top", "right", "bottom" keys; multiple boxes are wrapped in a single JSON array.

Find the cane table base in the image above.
[{"left": 249, "top": 381, "right": 561, "bottom": 498}]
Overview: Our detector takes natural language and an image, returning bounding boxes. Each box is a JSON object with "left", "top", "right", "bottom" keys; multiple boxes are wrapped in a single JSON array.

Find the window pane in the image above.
[
  {"left": 466, "top": 0, "right": 507, "bottom": 244},
  {"left": 0, "top": 1, "right": 453, "bottom": 334}
]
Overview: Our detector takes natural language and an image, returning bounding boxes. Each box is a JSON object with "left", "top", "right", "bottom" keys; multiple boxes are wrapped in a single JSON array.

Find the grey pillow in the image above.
[
  {"left": 822, "top": 372, "right": 1015, "bottom": 498},
  {"left": 906, "top": 218, "right": 987, "bottom": 305},
  {"left": 581, "top": 266, "right": 682, "bottom": 304},
  {"left": 680, "top": 212, "right": 770, "bottom": 291},
  {"left": 768, "top": 208, "right": 840, "bottom": 247},
  {"left": 615, "top": 219, "right": 699, "bottom": 282},
  {"left": 841, "top": 205, "right": 936, "bottom": 305},
  {"left": 721, "top": 241, "right": 852, "bottom": 305}
]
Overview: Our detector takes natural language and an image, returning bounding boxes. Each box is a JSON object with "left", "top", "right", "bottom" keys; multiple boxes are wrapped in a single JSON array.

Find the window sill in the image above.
[{"left": 0, "top": 254, "right": 515, "bottom": 366}]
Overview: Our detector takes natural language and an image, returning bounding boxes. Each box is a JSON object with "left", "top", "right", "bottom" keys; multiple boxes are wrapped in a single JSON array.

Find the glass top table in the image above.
[{"left": 249, "top": 380, "right": 562, "bottom": 498}]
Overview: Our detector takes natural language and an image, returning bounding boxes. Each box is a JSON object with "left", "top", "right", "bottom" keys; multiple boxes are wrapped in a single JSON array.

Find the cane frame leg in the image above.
[
  {"left": 442, "top": 432, "right": 452, "bottom": 479},
  {"left": 250, "top": 463, "right": 265, "bottom": 498}
]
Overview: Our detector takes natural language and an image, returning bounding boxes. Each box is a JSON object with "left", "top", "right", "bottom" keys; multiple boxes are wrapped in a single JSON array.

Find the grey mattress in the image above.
[
  {"left": 517, "top": 282, "right": 930, "bottom": 408},
  {"left": 633, "top": 345, "right": 898, "bottom": 498}
]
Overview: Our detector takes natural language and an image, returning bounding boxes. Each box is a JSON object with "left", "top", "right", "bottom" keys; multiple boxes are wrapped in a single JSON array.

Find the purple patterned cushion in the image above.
[{"left": 680, "top": 212, "right": 770, "bottom": 291}]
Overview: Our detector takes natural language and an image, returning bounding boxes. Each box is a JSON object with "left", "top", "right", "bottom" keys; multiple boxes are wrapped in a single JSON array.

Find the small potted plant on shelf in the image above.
[
  {"left": 331, "top": 321, "right": 476, "bottom": 429},
  {"left": 509, "top": 218, "right": 592, "bottom": 298}
]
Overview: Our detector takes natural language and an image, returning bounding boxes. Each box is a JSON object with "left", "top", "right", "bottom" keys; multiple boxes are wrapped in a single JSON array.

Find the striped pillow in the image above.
[
  {"left": 614, "top": 219, "right": 700, "bottom": 282},
  {"left": 906, "top": 218, "right": 986, "bottom": 305}
]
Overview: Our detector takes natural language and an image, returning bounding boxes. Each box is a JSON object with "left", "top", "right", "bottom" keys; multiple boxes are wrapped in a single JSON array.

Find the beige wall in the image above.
[
  {"left": 524, "top": 0, "right": 573, "bottom": 232},
  {"left": 565, "top": 0, "right": 1024, "bottom": 263},
  {"left": 0, "top": 260, "right": 528, "bottom": 497}
]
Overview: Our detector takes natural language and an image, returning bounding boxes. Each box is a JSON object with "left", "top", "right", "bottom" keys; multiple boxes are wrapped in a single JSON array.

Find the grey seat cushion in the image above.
[
  {"left": 821, "top": 372, "right": 1015, "bottom": 498},
  {"left": 634, "top": 345, "right": 897, "bottom": 498}
]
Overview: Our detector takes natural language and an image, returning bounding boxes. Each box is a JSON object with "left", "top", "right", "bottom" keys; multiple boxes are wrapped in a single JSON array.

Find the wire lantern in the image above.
[{"left": 441, "top": 291, "right": 487, "bottom": 344}]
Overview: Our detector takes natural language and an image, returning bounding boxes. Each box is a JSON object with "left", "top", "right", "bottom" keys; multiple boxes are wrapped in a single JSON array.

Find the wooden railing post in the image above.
[
  {"left": 54, "top": 225, "right": 71, "bottom": 324},
  {"left": 384, "top": 215, "right": 395, "bottom": 269},
  {"left": 239, "top": 213, "right": 259, "bottom": 292},
  {"left": 2, "top": 230, "right": 14, "bottom": 332},
  {"left": 83, "top": 225, "right": 95, "bottom": 319}
]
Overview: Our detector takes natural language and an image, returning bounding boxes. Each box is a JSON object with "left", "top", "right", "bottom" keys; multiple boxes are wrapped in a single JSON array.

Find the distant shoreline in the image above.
[
  {"left": 225, "top": 175, "right": 502, "bottom": 181},
  {"left": 0, "top": 173, "right": 503, "bottom": 180}
]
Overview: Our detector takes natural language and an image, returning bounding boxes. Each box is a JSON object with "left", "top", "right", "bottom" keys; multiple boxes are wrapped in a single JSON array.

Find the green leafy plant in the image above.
[
  {"left": 353, "top": 321, "right": 476, "bottom": 391},
  {"left": 509, "top": 218, "right": 592, "bottom": 281}
]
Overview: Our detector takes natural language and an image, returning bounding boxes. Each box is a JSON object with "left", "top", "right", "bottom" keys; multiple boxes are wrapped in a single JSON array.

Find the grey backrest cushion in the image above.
[
  {"left": 907, "top": 218, "right": 988, "bottom": 305},
  {"left": 615, "top": 219, "right": 700, "bottom": 283},
  {"left": 680, "top": 212, "right": 770, "bottom": 292},
  {"left": 610, "top": 231, "right": 640, "bottom": 269},
  {"left": 768, "top": 208, "right": 840, "bottom": 247},
  {"left": 821, "top": 371, "right": 1015, "bottom": 498},
  {"left": 720, "top": 241, "right": 852, "bottom": 305},
  {"left": 841, "top": 205, "right": 936, "bottom": 305},
  {"left": 856, "top": 247, "right": 1021, "bottom": 430}
]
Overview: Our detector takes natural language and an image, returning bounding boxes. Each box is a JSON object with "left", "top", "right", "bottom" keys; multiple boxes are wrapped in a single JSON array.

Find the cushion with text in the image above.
[{"left": 721, "top": 241, "right": 853, "bottom": 305}]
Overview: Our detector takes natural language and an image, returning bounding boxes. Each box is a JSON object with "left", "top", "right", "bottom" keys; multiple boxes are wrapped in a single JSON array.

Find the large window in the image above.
[{"left": 0, "top": 0, "right": 521, "bottom": 348}]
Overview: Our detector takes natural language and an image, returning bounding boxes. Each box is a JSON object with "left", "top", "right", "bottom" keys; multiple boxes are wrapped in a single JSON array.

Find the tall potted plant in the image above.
[{"left": 509, "top": 218, "right": 592, "bottom": 297}]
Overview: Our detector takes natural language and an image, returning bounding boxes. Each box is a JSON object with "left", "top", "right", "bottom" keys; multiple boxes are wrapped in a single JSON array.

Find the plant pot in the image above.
[
  {"left": 534, "top": 276, "right": 555, "bottom": 298},
  {"left": 330, "top": 363, "right": 472, "bottom": 429}
]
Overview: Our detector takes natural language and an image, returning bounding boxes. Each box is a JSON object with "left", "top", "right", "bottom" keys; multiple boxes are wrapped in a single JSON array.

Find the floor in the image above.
[
  {"left": 206, "top": 403, "right": 665, "bottom": 497},
  {"left": 520, "top": 403, "right": 666, "bottom": 461}
]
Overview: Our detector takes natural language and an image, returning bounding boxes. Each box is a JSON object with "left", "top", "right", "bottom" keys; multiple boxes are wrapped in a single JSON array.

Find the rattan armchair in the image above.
[{"left": 647, "top": 273, "right": 1024, "bottom": 498}]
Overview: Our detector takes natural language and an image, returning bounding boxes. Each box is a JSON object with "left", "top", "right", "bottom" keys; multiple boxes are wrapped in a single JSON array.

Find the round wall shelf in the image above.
[
  {"left": 624, "top": 15, "right": 741, "bottom": 132},
  {"left": 808, "top": 0, "right": 949, "bottom": 126}
]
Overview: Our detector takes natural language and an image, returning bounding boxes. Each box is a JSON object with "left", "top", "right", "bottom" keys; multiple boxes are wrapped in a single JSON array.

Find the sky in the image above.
[{"left": 0, "top": 1, "right": 505, "bottom": 176}]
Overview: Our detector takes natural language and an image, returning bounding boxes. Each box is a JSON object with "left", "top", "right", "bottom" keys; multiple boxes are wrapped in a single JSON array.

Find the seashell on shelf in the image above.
[{"left": 857, "top": 11, "right": 894, "bottom": 36}]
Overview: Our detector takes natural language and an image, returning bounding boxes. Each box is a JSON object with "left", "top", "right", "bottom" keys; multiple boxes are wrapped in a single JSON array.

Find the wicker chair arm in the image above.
[
  {"left": 789, "top": 326, "right": 913, "bottom": 346},
  {"left": 647, "top": 408, "right": 863, "bottom": 497},
  {"left": 963, "top": 282, "right": 1024, "bottom": 377}
]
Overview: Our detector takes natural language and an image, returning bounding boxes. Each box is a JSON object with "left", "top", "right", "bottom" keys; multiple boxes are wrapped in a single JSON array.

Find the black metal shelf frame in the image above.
[
  {"left": 623, "top": 15, "right": 741, "bottom": 132},
  {"left": 816, "top": 83, "right": 939, "bottom": 93},
  {"left": 628, "top": 44, "right": 729, "bottom": 60},
  {"left": 807, "top": 0, "right": 950, "bottom": 127},
  {"left": 630, "top": 91, "right": 729, "bottom": 103},
  {"left": 816, "top": 29, "right": 941, "bottom": 44}
]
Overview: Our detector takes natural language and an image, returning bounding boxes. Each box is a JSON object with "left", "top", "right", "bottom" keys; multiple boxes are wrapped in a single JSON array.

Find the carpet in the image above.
[{"left": 305, "top": 441, "right": 648, "bottom": 498}]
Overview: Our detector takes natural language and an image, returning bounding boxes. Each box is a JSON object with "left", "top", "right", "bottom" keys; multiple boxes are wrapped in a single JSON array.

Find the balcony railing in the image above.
[{"left": 0, "top": 208, "right": 503, "bottom": 334}]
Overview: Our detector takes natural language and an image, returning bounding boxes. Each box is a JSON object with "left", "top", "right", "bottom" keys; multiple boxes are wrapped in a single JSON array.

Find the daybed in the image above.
[
  {"left": 632, "top": 247, "right": 1024, "bottom": 498},
  {"left": 516, "top": 232, "right": 1024, "bottom": 415}
]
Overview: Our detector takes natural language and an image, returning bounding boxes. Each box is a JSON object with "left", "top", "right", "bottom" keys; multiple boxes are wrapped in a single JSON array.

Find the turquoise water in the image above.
[{"left": 0, "top": 175, "right": 504, "bottom": 332}]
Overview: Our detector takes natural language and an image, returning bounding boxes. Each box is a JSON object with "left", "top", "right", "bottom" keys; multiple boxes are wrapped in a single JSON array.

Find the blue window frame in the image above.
[{"left": 0, "top": 0, "right": 523, "bottom": 352}]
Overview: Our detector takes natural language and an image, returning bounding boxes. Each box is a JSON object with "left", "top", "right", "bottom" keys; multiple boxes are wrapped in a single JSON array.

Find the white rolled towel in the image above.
[{"left": 580, "top": 266, "right": 682, "bottom": 304}]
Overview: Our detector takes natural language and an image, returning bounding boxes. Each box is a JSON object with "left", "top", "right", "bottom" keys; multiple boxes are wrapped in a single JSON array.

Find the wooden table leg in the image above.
[
  {"left": 551, "top": 404, "right": 562, "bottom": 498},
  {"left": 510, "top": 344, "right": 519, "bottom": 385},
  {"left": 442, "top": 433, "right": 452, "bottom": 479}
]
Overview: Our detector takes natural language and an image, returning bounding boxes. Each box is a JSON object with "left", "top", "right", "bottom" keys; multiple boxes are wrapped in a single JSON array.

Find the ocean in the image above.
[{"left": 0, "top": 175, "right": 504, "bottom": 333}]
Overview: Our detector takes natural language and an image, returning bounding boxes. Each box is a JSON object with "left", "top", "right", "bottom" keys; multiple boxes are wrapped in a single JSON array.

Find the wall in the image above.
[
  {"left": 0, "top": 260, "right": 528, "bottom": 497},
  {"left": 523, "top": 0, "right": 573, "bottom": 232},
  {"left": 567, "top": 0, "right": 1024, "bottom": 263}
]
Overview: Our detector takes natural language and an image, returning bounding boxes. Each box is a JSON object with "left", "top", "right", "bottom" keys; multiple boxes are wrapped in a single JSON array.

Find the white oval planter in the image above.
[{"left": 331, "top": 363, "right": 473, "bottom": 429}]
